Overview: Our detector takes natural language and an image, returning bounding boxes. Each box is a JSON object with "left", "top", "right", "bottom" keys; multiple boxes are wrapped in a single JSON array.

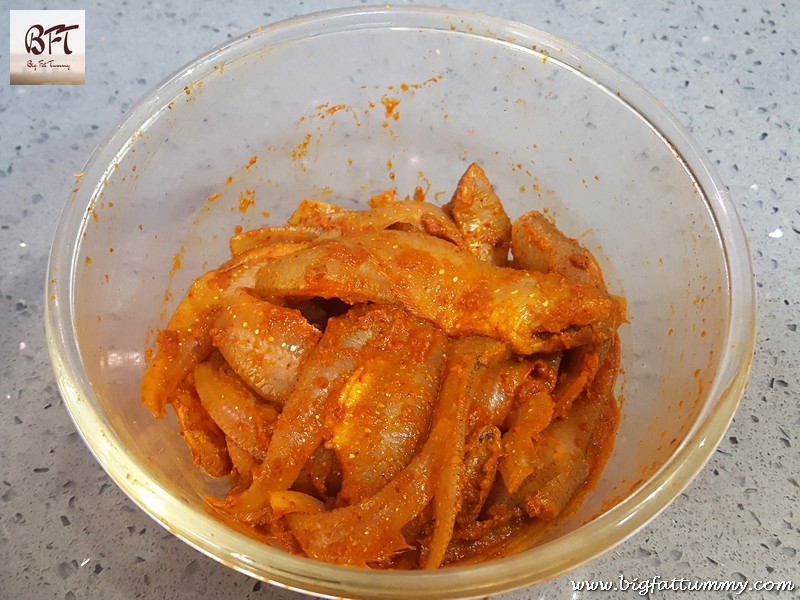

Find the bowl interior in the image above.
[{"left": 48, "top": 7, "right": 753, "bottom": 599}]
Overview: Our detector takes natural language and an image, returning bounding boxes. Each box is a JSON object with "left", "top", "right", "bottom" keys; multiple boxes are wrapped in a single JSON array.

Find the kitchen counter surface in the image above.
[{"left": 1, "top": 1, "right": 797, "bottom": 598}]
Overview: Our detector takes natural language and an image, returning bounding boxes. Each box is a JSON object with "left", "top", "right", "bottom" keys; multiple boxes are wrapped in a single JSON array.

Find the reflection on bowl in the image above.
[{"left": 46, "top": 6, "right": 756, "bottom": 599}]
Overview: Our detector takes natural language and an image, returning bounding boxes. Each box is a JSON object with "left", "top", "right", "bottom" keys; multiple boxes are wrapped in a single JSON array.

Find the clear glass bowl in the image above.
[{"left": 46, "top": 6, "right": 756, "bottom": 599}]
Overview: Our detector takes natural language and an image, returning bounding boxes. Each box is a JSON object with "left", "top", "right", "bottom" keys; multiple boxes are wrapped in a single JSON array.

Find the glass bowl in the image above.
[{"left": 46, "top": 6, "right": 756, "bottom": 599}]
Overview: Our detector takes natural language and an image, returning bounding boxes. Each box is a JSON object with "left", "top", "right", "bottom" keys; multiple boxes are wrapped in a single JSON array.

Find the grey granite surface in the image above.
[{"left": 0, "top": 0, "right": 797, "bottom": 598}]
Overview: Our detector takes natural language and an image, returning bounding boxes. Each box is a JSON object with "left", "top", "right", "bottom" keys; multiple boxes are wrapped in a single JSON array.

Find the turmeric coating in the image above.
[{"left": 141, "top": 163, "right": 626, "bottom": 568}]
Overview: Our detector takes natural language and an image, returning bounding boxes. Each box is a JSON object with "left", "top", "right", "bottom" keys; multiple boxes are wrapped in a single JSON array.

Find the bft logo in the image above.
[
  {"left": 10, "top": 10, "right": 85, "bottom": 85},
  {"left": 25, "top": 23, "right": 81, "bottom": 56}
]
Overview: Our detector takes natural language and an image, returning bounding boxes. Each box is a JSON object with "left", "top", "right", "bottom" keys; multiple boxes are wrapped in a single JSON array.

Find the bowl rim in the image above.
[{"left": 45, "top": 5, "right": 757, "bottom": 599}]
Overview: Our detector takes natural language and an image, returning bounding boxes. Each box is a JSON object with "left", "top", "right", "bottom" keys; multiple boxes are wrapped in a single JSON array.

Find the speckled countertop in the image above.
[{"left": 1, "top": 1, "right": 797, "bottom": 598}]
